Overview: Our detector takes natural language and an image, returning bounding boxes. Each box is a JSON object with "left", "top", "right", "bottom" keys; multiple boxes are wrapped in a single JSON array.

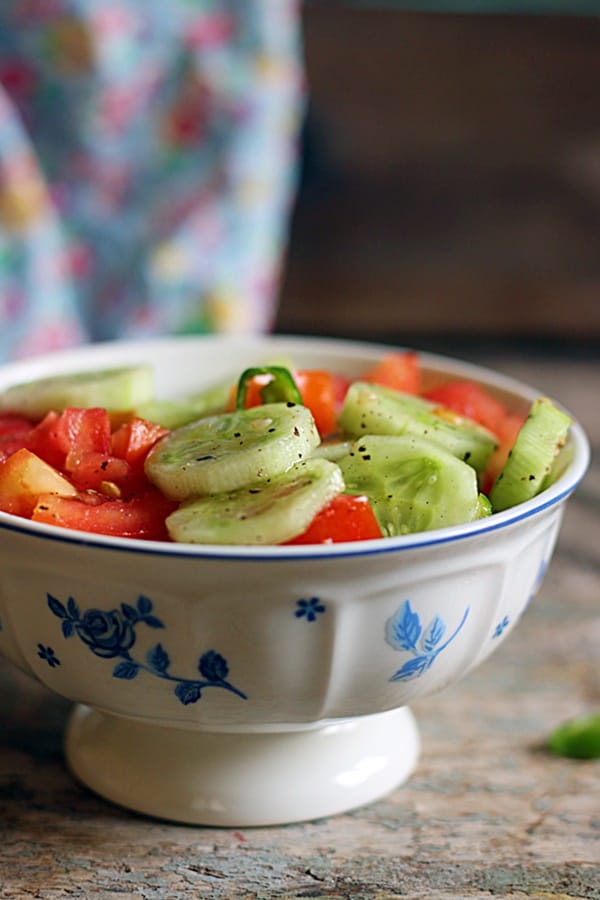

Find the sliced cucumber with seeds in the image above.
[
  {"left": 339, "top": 434, "right": 487, "bottom": 537},
  {"left": 339, "top": 382, "right": 497, "bottom": 473},
  {"left": 144, "top": 402, "right": 320, "bottom": 500},
  {"left": 489, "top": 397, "right": 572, "bottom": 512},
  {"left": 136, "top": 379, "right": 232, "bottom": 429},
  {"left": 166, "top": 458, "right": 345, "bottom": 545},
  {"left": 0, "top": 365, "right": 154, "bottom": 418}
]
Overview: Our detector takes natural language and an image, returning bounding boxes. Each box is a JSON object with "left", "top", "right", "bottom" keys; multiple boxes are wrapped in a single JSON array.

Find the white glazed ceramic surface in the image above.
[{"left": 0, "top": 336, "right": 590, "bottom": 826}]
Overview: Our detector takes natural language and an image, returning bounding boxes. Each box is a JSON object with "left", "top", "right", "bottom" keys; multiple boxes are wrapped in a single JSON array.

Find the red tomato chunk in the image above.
[
  {"left": 286, "top": 494, "right": 382, "bottom": 544},
  {"left": 32, "top": 490, "right": 178, "bottom": 540}
]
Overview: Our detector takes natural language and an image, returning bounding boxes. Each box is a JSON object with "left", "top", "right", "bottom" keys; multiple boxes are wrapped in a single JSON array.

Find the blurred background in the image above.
[{"left": 274, "top": 5, "right": 600, "bottom": 356}]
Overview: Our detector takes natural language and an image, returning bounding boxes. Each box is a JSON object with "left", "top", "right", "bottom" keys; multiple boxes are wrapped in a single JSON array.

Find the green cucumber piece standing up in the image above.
[
  {"left": 0, "top": 365, "right": 154, "bottom": 418},
  {"left": 339, "top": 434, "right": 488, "bottom": 537},
  {"left": 144, "top": 402, "right": 320, "bottom": 500},
  {"left": 166, "top": 457, "right": 345, "bottom": 545},
  {"left": 489, "top": 397, "right": 572, "bottom": 512},
  {"left": 339, "top": 382, "right": 497, "bottom": 473}
]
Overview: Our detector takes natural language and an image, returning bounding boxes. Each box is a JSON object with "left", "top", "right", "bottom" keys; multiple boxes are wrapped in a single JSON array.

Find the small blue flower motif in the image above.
[
  {"left": 493, "top": 615, "right": 510, "bottom": 639},
  {"left": 37, "top": 644, "right": 60, "bottom": 668},
  {"left": 295, "top": 597, "right": 326, "bottom": 622}
]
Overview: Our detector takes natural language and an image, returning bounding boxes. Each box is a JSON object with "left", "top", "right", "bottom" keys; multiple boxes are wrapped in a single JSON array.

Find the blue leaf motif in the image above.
[
  {"left": 390, "top": 655, "right": 434, "bottom": 682},
  {"left": 147, "top": 643, "right": 170, "bottom": 673},
  {"left": 385, "top": 600, "right": 421, "bottom": 652},
  {"left": 421, "top": 615, "right": 446, "bottom": 653},
  {"left": 67, "top": 597, "right": 80, "bottom": 620},
  {"left": 386, "top": 603, "right": 470, "bottom": 684},
  {"left": 199, "top": 650, "right": 228, "bottom": 682},
  {"left": 113, "top": 660, "right": 139, "bottom": 680},
  {"left": 137, "top": 595, "right": 153, "bottom": 616},
  {"left": 120, "top": 603, "right": 139, "bottom": 623},
  {"left": 61, "top": 619, "right": 75, "bottom": 639},
  {"left": 175, "top": 682, "right": 201, "bottom": 705},
  {"left": 47, "top": 594, "right": 68, "bottom": 619},
  {"left": 142, "top": 615, "right": 164, "bottom": 630}
]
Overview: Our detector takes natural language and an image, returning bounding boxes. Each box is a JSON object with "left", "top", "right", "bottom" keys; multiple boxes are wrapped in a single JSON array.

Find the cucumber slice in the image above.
[
  {"left": 136, "top": 379, "right": 232, "bottom": 429},
  {"left": 0, "top": 366, "right": 154, "bottom": 418},
  {"left": 339, "top": 382, "right": 497, "bottom": 473},
  {"left": 145, "top": 402, "right": 320, "bottom": 500},
  {"left": 311, "top": 439, "right": 354, "bottom": 462},
  {"left": 166, "top": 458, "right": 345, "bottom": 545},
  {"left": 489, "top": 397, "right": 572, "bottom": 512},
  {"left": 338, "top": 434, "right": 486, "bottom": 536}
]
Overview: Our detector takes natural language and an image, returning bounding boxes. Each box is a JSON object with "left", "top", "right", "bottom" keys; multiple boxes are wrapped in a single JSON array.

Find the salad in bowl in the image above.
[
  {"left": 0, "top": 336, "right": 589, "bottom": 826},
  {"left": 0, "top": 342, "right": 573, "bottom": 547}
]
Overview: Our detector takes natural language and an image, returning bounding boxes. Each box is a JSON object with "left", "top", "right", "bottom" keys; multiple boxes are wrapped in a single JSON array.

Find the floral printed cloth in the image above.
[{"left": 0, "top": 1, "right": 303, "bottom": 361}]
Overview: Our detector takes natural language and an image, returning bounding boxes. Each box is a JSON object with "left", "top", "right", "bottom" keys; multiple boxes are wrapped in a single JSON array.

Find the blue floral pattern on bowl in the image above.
[
  {"left": 37, "top": 643, "right": 61, "bottom": 668},
  {"left": 46, "top": 593, "right": 247, "bottom": 706},
  {"left": 385, "top": 600, "right": 470, "bottom": 682},
  {"left": 294, "top": 597, "right": 326, "bottom": 622},
  {"left": 493, "top": 615, "right": 510, "bottom": 639}
]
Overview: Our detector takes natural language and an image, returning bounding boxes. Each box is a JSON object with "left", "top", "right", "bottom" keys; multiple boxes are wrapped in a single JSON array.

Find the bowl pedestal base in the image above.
[{"left": 65, "top": 704, "right": 420, "bottom": 826}]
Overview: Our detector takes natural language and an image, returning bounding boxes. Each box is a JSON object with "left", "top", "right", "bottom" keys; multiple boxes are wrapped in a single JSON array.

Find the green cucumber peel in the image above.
[
  {"left": 547, "top": 713, "right": 600, "bottom": 760},
  {"left": 236, "top": 366, "right": 303, "bottom": 410},
  {"left": 339, "top": 382, "right": 498, "bottom": 473}
]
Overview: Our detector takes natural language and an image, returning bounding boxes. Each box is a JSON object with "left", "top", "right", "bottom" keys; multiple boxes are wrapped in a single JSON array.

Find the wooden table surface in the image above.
[{"left": 1, "top": 350, "right": 598, "bottom": 900}]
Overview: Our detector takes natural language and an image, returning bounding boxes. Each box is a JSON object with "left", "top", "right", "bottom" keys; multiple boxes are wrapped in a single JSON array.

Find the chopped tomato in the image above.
[
  {"left": 26, "top": 407, "right": 112, "bottom": 471},
  {"left": 424, "top": 380, "right": 509, "bottom": 435},
  {"left": 32, "top": 489, "right": 178, "bottom": 540},
  {"left": 66, "top": 451, "right": 132, "bottom": 493},
  {"left": 111, "top": 417, "right": 169, "bottom": 470},
  {"left": 0, "top": 414, "right": 33, "bottom": 438},
  {"left": 361, "top": 351, "right": 420, "bottom": 395},
  {"left": 482, "top": 411, "right": 527, "bottom": 494},
  {"left": 294, "top": 370, "right": 343, "bottom": 438},
  {"left": 0, "top": 414, "right": 34, "bottom": 462},
  {"left": 0, "top": 448, "right": 77, "bottom": 517},
  {"left": 286, "top": 494, "right": 382, "bottom": 544}
]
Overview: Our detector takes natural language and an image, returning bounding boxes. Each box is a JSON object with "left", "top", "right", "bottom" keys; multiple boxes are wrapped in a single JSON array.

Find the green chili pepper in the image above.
[
  {"left": 547, "top": 713, "right": 600, "bottom": 760},
  {"left": 236, "top": 366, "right": 303, "bottom": 410}
]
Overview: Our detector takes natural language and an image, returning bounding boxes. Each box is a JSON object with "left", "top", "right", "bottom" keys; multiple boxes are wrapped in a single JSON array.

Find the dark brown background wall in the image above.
[{"left": 275, "top": 9, "right": 600, "bottom": 345}]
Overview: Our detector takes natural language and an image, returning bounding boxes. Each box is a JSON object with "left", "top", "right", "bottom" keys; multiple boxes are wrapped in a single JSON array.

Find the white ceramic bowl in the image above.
[{"left": 0, "top": 336, "right": 590, "bottom": 826}]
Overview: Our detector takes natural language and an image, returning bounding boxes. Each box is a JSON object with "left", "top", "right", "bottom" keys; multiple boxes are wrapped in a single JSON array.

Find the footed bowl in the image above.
[{"left": 0, "top": 336, "right": 590, "bottom": 826}]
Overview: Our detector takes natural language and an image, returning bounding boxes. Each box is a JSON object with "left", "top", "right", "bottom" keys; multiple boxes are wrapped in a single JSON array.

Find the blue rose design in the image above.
[
  {"left": 75, "top": 609, "right": 136, "bottom": 659},
  {"left": 45, "top": 593, "right": 247, "bottom": 705}
]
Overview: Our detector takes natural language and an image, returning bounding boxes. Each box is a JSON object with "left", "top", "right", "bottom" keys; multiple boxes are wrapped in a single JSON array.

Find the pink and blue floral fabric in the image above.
[{"left": 0, "top": 1, "right": 303, "bottom": 361}]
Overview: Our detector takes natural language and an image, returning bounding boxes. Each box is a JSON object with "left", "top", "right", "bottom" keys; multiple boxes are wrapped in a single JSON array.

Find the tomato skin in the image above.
[
  {"left": 32, "top": 489, "right": 178, "bottom": 540},
  {"left": 361, "top": 352, "right": 420, "bottom": 395},
  {"left": 294, "top": 370, "right": 341, "bottom": 438},
  {"left": 26, "top": 407, "right": 112, "bottom": 471},
  {"left": 0, "top": 414, "right": 33, "bottom": 438},
  {"left": 482, "top": 411, "right": 527, "bottom": 494},
  {"left": 111, "top": 417, "right": 169, "bottom": 470},
  {"left": 66, "top": 452, "right": 132, "bottom": 492},
  {"left": 286, "top": 494, "right": 382, "bottom": 544},
  {"left": 424, "top": 380, "right": 508, "bottom": 435},
  {"left": 0, "top": 414, "right": 34, "bottom": 462},
  {"left": 0, "top": 448, "right": 77, "bottom": 517}
]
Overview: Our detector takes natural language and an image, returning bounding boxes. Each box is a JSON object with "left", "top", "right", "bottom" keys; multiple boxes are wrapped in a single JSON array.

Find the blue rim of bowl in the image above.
[{"left": 0, "top": 336, "right": 592, "bottom": 561}]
